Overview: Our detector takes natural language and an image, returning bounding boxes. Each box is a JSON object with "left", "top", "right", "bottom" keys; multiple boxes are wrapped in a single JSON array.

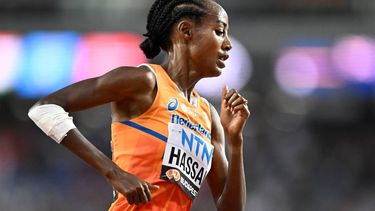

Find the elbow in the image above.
[
  {"left": 28, "top": 98, "right": 66, "bottom": 121},
  {"left": 31, "top": 97, "right": 66, "bottom": 110}
]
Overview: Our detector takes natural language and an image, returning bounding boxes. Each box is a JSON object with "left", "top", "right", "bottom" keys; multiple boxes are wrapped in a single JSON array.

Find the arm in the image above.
[
  {"left": 36, "top": 66, "right": 155, "bottom": 111},
  {"left": 29, "top": 66, "right": 159, "bottom": 205},
  {"left": 207, "top": 85, "right": 250, "bottom": 211}
]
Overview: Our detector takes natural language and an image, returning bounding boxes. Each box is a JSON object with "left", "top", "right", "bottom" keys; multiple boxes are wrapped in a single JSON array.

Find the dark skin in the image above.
[{"left": 33, "top": 1, "right": 249, "bottom": 210}]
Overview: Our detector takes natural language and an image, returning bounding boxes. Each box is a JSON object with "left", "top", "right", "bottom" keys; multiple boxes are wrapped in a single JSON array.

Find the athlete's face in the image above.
[{"left": 190, "top": 2, "right": 232, "bottom": 77}]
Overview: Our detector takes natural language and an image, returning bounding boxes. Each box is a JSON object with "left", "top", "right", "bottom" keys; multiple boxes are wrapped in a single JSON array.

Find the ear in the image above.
[{"left": 177, "top": 20, "right": 194, "bottom": 41}]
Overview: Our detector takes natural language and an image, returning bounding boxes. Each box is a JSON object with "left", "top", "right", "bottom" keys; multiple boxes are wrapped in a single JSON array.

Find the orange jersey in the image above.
[{"left": 109, "top": 64, "right": 213, "bottom": 211}]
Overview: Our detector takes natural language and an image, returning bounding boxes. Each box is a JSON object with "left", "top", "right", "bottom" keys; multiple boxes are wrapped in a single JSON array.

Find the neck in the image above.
[{"left": 161, "top": 50, "right": 202, "bottom": 99}]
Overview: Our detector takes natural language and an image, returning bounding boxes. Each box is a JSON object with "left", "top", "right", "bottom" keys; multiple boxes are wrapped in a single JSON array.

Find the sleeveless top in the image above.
[{"left": 108, "top": 64, "right": 214, "bottom": 211}]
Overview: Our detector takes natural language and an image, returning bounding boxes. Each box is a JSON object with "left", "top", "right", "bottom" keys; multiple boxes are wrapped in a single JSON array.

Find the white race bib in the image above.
[{"left": 160, "top": 123, "right": 214, "bottom": 198}]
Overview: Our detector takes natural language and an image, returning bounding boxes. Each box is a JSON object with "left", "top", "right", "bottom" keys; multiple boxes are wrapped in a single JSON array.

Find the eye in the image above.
[{"left": 215, "top": 29, "right": 225, "bottom": 37}]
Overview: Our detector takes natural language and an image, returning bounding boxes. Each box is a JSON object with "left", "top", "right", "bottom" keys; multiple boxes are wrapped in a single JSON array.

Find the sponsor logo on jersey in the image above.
[
  {"left": 167, "top": 98, "right": 179, "bottom": 111},
  {"left": 170, "top": 114, "right": 211, "bottom": 140},
  {"left": 166, "top": 169, "right": 181, "bottom": 181},
  {"left": 181, "top": 103, "right": 200, "bottom": 118}
]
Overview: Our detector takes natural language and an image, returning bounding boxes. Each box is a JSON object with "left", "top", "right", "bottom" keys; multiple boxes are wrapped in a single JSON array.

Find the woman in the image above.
[{"left": 28, "top": 0, "right": 250, "bottom": 210}]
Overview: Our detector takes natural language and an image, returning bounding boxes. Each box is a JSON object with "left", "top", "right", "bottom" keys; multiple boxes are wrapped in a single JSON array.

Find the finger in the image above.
[
  {"left": 233, "top": 104, "right": 250, "bottom": 115},
  {"left": 230, "top": 96, "right": 246, "bottom": 108},
  {"left": 143, "top": 184, "right": 152, "bottom": 202},
  {"left": 147, "top": 182, "right": 160, "bottom": 191},
  {"left": 137, "top": 186, "right": 148, "bottom": 204},
  {"left": 126, "top": 192, "right": 135, "bottom": 205},
  {"left": 133, "top": 190, "right": 141, "bottom": 205},
  {"left": 224, "top": 89, "right": 237, "bottom": 101},
  {"left": 221, "top": 84, "right": 229, "bottom": 99},
  {"left": 227, "top": 92, "right": 239, "bottom": 106}
]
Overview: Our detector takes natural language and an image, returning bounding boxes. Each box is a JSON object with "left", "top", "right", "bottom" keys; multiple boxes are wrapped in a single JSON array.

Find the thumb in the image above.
[
  {"left": 147, "top": 182, "right": 160, "bottom": 191},
  {"left": 221, "top": 84, "right": 229, "bottom": 99}
]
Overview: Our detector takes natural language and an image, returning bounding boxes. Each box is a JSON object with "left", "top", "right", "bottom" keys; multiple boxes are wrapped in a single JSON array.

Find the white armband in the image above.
[{"left": 28, "top": 104, "right": 77, "bottom": 143}]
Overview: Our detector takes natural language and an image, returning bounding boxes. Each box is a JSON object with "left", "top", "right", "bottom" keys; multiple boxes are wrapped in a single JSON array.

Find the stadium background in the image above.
[{"left": 1, "top": 0, "right": 375, "bottom": 210}]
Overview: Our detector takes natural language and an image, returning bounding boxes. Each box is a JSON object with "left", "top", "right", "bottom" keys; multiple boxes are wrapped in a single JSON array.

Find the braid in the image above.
[{"left": 140, "top": 0, "right": 207, "bottom": 59}]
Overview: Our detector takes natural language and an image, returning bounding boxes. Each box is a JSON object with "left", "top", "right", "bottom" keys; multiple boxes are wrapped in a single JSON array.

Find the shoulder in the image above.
[
  {"left": 106, "top": 65, "right": 155, "bottom": 88},
  {"left": 97, "top": 65, "right": 157, "bottom": 97}
]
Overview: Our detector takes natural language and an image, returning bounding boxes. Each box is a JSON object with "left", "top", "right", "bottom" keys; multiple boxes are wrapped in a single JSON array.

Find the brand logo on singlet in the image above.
[
  {"left": 167, "top": 98, "right": 179, "bottom": 111},
  {"left": 181, "top": 103, "right": 200, "bottom": 118},
  {"left": 160, "top": 123, "right": 214, "bottom": 199}
]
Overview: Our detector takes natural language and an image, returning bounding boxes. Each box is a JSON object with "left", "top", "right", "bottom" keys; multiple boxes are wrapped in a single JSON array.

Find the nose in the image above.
[{"left": 223, "top": 36, "right": 232, "bottom": 51}]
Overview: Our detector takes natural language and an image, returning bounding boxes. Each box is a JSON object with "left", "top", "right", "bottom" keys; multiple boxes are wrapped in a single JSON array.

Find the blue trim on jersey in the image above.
[{"left": 121, "top": 121, "right": 168, "bottom": 142}]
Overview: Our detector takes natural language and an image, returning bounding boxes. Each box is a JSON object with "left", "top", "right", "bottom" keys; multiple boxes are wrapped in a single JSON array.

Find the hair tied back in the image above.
[{"left": 140, "top": 35, "right": 161, "bottom": 59}]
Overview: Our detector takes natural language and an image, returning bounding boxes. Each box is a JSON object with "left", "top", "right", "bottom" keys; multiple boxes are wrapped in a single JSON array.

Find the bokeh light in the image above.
[
  {"left": 72, "top": 33, "right": 146, "bottom": 82},
  {"left": 275, "top": 48, "right": 320, "bottom": 97},
  {"left": 0, "top": 33, "right": 21, "bottom": 94},
  {"left": 331, "top": 35, "right": 375, "bottom": 83},
  {"left": 15, "top": 31, "right": 79, "bottom": 98}
]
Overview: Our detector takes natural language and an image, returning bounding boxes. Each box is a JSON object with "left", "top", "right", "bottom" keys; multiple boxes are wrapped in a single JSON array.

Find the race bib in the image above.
[{"left": 160, "top": 123, "right": 214, "bottom": 199}]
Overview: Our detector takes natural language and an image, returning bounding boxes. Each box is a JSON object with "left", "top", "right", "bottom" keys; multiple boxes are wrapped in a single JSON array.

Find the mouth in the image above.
[
  {"left": 217, "top": 54, "right": 229, "bottom": 69},
  {"left": 217, "top": 59, "right": 225, "bottom": 68}
]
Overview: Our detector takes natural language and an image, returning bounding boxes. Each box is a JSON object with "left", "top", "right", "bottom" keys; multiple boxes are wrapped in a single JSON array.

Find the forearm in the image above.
[
  {"left": 28, "top": 102, "right": 118, "bottom": 178},
  {"left": 217, "top": 133, "right": 246, "bottom": 211},
  {"left": 61, "top": 129, "right": 119, "bottom": 179}
]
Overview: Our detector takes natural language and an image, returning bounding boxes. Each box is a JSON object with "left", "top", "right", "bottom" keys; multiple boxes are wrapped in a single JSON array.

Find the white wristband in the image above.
[{"left": 28, "top": 104, "right": 77, "bottom": 143}]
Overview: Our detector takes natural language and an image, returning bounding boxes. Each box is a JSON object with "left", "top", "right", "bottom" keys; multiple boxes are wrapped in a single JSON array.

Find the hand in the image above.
[
  {"left": 107, "top": 168, "right": 159, "bottom": 205},
  {"left": 220, "top": 85, "right": 250, "bottom": 138}
]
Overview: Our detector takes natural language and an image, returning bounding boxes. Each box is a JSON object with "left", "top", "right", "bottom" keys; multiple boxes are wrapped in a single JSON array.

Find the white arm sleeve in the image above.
[{"left": 28, "top": 104, "right": 77, "bottom": 143}]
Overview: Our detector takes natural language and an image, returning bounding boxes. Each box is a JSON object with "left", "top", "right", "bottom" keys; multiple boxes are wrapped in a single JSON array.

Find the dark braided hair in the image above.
[{"left": 140, "top": 0, "right": 208, "bottom": 59}]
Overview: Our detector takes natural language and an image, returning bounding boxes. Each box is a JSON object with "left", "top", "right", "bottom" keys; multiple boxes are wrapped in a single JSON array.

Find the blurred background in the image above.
[{"left": 1, "top": 0, "right": 375, "bottom": 210}]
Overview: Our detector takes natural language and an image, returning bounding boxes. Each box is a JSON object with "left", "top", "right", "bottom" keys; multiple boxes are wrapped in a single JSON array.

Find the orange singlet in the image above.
[{"left": 109, "top": 64, "right": 214, "bottom": 211}]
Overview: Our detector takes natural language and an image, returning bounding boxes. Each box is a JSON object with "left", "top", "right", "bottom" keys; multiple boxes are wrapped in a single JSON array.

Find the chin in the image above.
[
  {"left": 205, "top": 67, "right": 222, "bottom": 78},
  {"left": 200, "top": 63, "right": 223, "bottom": 78},
  {"left": 214, "top": 65, "right": 225, "bottom": 75},
  {"left": 213, "top": 68, "right": 223, "bottom": 77}
]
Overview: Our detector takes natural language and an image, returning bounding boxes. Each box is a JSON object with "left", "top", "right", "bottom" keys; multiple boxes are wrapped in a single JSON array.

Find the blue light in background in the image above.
[{"left": 15, "top": 31, "right": 79, "bottom": 98}]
